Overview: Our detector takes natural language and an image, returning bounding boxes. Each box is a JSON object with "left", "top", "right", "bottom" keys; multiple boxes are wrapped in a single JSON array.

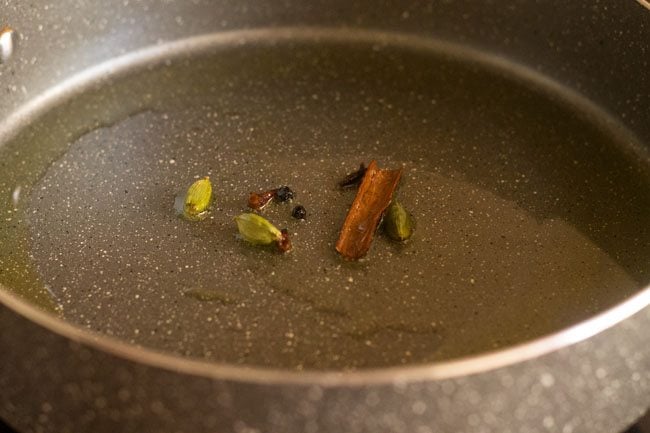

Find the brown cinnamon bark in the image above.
[{"left": 335, "top": 160, "right": 403, "bottom": 260}]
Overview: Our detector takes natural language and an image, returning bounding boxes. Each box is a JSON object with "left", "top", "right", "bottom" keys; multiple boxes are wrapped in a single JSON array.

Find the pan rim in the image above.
[
  {"left": 1, "top": 26, "right": 649, "bottom": 386},
  {"left": 1, "top": 283, "right": 648, "bottom": 385}
]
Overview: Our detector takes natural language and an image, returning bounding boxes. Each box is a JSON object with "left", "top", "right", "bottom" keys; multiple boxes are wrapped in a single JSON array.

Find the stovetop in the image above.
[{"left": 1, "top": 410, "right": 649, "bottom": 433}]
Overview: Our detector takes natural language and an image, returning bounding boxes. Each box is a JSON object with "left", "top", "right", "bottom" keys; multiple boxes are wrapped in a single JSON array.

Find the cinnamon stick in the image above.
[{"left": 335, "top": 160, "right": 403, "bottom": 260}]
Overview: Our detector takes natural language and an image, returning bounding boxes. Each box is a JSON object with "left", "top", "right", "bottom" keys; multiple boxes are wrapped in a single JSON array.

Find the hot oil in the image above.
[{"left": 0, "top": 31, "right": 648, "bottom": 369}]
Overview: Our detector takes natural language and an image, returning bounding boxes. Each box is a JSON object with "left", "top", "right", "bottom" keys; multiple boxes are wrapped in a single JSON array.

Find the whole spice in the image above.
[
  {"left": 248, "top": 185, "right": 294, "bottom": 210},
  {"left": 291, "top": 205, "right": 307, "bottom": 220},
  {"left": 275, "top": 186, "right": 294, "bottom": 202},
  {"left": 335, "top": 160, "right": 403, "bottom": 260},
  {"left": 183, "top": 177, "right": 212, "bottom": 219},
  {"left": 338, "top": 163, "right": 367, "bottom": 189},
  {"left": 384, "top": 201, "right": 414, "bottom": 241},
  {"left": 277, "top": 229, "right": 292, "bottom": 252},
  {"left": 248, "top": 190, "right": 275, "bottom": 210},
  {"left": 234, "top": 213, "right": 292, "bottom": 252}
]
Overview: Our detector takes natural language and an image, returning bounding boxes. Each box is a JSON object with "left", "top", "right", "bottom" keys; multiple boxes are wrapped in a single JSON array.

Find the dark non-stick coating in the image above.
[
  {"left": 0, "top": 30, "right": 648, "bottom": 370},
  {"left": 1, "top": 1, "right": 650, "bottom": 432}
]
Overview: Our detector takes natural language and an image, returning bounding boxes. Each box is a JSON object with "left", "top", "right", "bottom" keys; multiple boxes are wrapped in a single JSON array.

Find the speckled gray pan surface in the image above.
[
  {"left": 0, "top": 0, "right": 649, "bottom": 432},
  {"left": 1, "top": 293, "right": 649, "bottom": 433},
  {"left": 1, "top": 29, "right": 648, "bottom": 370}
]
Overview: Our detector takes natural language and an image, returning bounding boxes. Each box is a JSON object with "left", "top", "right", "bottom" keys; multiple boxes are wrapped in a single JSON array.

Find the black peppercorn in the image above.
[
  {"left": 291, "top": 205, "right": 307, "bottom": 220},
  {"left": 275, "top": 186, "right": 294, "bottom": 202}
]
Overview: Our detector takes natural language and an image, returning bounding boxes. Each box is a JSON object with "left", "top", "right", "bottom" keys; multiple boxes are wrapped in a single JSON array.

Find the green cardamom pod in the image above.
[
  {"left": 384, "top": 200, "right": 414, "bottom": 241},
  {"left": 184, "top": 177, "right": 212, "bottom": 218},
  {"left": 235, "top": 213, "right": 283, "bottom": 246}
]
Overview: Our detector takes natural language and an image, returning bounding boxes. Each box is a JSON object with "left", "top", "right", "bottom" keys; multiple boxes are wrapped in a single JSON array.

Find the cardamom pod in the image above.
[
  {"left": 184, "top": 177, "right": 212, "bottom": 218},
  {"left": 384, "top": 200, "right": 414, "bottom": 241},
  {"left": 235, "top": 213, "right": 283, "bottom": 245}
]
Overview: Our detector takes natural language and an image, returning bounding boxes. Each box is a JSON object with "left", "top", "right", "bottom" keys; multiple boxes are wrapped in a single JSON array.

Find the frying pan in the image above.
[{"left": 1, "top": 1, "right": 649, "bottom": 432}]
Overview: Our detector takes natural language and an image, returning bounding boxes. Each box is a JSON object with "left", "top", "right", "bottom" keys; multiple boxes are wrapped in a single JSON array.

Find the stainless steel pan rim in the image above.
[
  {"left": 1, "top": 280, "right": 648, "bottom": 387},
  {"left": 1, "top": 26, "right": 648, "bottom": 387}
]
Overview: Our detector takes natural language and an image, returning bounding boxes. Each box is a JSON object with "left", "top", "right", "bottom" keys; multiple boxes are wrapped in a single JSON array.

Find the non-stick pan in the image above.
[{"left": 1, "top": 1, "right": 649, "bottom": 432}]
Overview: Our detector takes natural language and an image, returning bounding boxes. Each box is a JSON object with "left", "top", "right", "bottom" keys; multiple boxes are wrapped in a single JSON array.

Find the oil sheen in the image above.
[{"left": 0, "top": 30, "right": 648, "bottom": 369}]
